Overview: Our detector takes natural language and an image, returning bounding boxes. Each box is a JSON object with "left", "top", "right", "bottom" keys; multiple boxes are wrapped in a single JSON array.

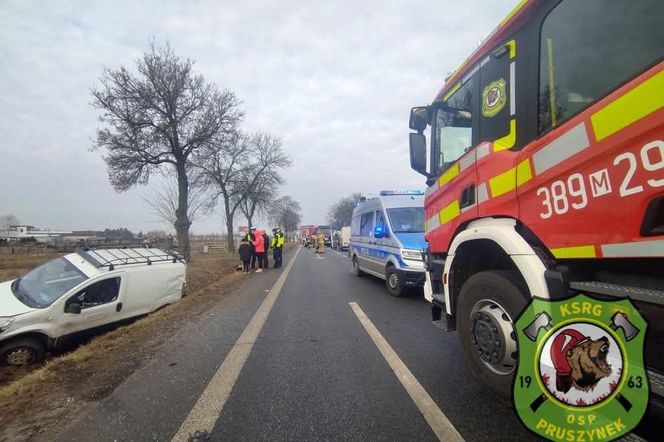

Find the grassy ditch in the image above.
[{"left": 0, "top": 244, "right": 264, "bottom": 442}]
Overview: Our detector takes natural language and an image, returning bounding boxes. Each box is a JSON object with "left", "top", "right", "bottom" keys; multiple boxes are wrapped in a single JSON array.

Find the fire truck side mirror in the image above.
[
  {"left": 409, "top": 106, "right": 429, "bottom": 132},
  {"left": 409, "top": 133, "right": 429, "bottom": 177}
]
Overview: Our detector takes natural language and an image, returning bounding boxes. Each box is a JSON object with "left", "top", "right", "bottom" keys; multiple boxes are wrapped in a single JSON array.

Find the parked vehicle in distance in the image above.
[
  {"left": 339, "top": 226, "right": 351, "bottom": 251},
  {"left": 0, "top": 248, "right": 186, "bottom": 365},
  {"left": 350, "top": 191, "right": 427, "bottom": 296}
]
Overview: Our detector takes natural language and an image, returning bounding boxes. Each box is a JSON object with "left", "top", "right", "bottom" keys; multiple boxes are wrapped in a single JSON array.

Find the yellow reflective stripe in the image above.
[
  {"left": 591, "top": 70, "right": 664, "bottom": 141},
  {"left": 500, "top": 0, "right": 528, "bottom": 27},
  {"left": 438, "top": 163, "right": 460, "bottom": 187},
  {"left": 551, "top": 245, "right": 597, "bottom": 259},
  {"left": 443, "top": 82, "right": 462, "bottom": 102},
  {"left": 493, "top": 119, "right": 516, "bottom": 151},
  {"left": 516, "top": 159, "right": 532, "bottom": 186},
  {"left": 489, "top": 166, "right": 516, "bottom": 197},
  {"left": 439, "top": 200, "right": 461, "bottom": 224},
  {"left": 505, "top": 40, "right": 516, "bottom": 60}
]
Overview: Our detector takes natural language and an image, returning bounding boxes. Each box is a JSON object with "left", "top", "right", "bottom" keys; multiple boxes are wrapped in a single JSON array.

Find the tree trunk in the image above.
[
  {"left": 247, "top": 215, "right": 253, "bottom": 229},
  {"left": 174, "top": 162, "right": 192, "bottom": 261},
  {"left": 225, "top": 197, "right": 236, "bottom": 252}
]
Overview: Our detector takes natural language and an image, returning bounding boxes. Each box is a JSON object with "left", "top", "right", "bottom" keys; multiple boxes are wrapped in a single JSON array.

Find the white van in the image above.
[
  {"left": 0, "top": 248, "right": 186, "bottom": 365},
  {"left": 339, "top": 226, "right": 351, "bottom": 251},
  {"left": 350, "top": 191, "right": 427, "bottom": 296}
]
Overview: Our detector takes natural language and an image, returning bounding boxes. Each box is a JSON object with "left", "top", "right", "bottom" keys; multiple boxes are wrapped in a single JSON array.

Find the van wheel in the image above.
[
  {"left": 0, "top": 337, "right": 45, "bottom": 366},
  {"left": 456, "top": 270, "right": 529, "bottom": 401},
  {"left": 352, "top": 256, "right": 363, "bottom": 276},
  {"left": 385, "top": 265, "right": 405, "bottom": 297}
]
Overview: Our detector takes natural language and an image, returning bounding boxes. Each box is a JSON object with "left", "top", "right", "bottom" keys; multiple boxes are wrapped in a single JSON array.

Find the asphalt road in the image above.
[{"left": 56, "top": 246, "right": 546, "bottom": 441}]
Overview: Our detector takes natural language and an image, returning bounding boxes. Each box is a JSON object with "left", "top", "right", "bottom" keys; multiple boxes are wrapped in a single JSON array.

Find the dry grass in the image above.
[
  {"left": 0, "top": 243, "right": 265, "bottom": 442},
  {"left": 0, "top": 248, "right": 61, "bottom": 283}
]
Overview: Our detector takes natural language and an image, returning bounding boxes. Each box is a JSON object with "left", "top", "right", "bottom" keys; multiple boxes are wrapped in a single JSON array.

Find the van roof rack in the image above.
[{"left": 77, "top": 247, "right": 184, "bottom": 271}]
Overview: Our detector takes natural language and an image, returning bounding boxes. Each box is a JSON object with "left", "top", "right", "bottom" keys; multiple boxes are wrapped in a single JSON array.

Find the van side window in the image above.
[
  {"left": 538, "top": 0, "right": 664, "bottom": 134},
  {"left": 67, "top": 277, "right": 121, "bottom": 309},
  {"left": 360, "top": 212, "right": 374, "bottom": 236}
]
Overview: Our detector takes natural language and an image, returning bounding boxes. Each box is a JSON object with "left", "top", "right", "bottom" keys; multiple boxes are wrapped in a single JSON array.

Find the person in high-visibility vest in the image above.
[
  {"left": 316, "top": 231, "right": 325, "bottom": 254},
  {"left": 271, "top": 227, "right": 285, "bottom": 268}
]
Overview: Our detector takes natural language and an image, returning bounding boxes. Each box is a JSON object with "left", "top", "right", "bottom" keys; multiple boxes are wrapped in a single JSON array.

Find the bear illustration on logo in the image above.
[{"left": 550, "top": 328, "right": 612, "bottom": 394}]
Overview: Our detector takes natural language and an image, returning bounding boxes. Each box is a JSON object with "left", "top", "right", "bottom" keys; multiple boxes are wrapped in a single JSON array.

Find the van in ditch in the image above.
[{"left": 0, "top": 248, "right": 186, "bottom": 365}]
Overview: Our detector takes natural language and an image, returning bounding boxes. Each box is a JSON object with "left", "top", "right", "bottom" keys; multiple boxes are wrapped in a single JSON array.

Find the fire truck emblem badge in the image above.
[
  {"left": 513, "top": 294, "right": 649, "bottom": 441},
  {"left": 481, "top": 79, "right": 506, "bottom": 117}
]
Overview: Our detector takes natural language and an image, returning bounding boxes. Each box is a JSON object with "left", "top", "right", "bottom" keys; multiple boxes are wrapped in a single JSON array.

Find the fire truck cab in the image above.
[{"left": 408, "top": 0, "right": 664, "bottom": 411}]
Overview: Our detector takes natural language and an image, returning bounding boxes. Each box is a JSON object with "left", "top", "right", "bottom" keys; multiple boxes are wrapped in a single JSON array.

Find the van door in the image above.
[
  {"left": 64, "top": 277, "right": 123, "bottom": 332},
  {"left": 367, "top": 209, "right": 390, "bottom": 274},
  {"left": 356, "top": 211, "right": 375, "bottom": 271}
]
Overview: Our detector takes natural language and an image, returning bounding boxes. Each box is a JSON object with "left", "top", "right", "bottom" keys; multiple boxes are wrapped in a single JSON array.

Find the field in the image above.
[{"left": 0, "top": 241, "right": 260, "bottom": 441}]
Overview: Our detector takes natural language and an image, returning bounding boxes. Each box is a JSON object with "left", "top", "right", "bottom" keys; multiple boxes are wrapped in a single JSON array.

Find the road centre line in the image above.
[
  {"left": 349, "top": 302, "right": 464, "bottom": 442},
  {"left": 172, "top": 247, "right": 301, "bottom": 441}
]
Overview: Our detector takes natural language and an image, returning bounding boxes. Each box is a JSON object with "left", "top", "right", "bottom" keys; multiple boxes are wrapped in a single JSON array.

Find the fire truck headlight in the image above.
[{"left": 401, "top": 249, "right": 422, "bottom": 261}]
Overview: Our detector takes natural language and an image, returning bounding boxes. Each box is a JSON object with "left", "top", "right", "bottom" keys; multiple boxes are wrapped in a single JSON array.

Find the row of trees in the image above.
[
  {"left": 91, "top": 42, "right": 301, "bottom": 260},
  {"left": 327, "top": 193, "right": 362, "bottom": 230}
]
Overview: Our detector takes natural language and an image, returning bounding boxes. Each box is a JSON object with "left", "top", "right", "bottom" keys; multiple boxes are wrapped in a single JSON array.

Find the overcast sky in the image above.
[{"left": 0, "top": 0, "right": 519, "bottom": 234}]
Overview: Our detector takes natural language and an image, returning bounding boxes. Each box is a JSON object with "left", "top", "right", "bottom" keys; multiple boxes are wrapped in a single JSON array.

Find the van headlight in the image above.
[
  {"left": 0, "top": 318, "right": 13, "bottom": 333},
  {"left": 401, "top": 249, "right": 422, "bottom": 261}
]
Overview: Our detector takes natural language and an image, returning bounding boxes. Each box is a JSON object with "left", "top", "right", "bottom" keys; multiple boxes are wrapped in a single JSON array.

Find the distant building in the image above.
[{"left": 0, "top": 225, "right": 72, "bottom": 242}]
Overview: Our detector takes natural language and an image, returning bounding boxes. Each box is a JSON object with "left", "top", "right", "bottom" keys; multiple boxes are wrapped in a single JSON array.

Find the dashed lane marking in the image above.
[
  {"left": 349, "top": 302, "right": 464, "bottom": 442},
  {"left": 171, "top": 247, "right": 301, "bottom": 441}
]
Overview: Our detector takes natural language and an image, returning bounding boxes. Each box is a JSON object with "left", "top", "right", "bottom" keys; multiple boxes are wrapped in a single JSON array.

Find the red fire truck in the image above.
[{"left": 408, "top": 0, "right": 664, "bottom": 410}]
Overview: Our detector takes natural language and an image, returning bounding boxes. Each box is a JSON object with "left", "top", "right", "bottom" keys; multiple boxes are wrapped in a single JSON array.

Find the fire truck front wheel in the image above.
[{"left": 457, "top": 270, "right": 529, "bottom": 401}]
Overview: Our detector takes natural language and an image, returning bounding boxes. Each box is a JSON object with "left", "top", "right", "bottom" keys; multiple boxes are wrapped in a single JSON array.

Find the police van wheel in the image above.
[
  {"left": 457, "top": 270, "right": 529, "bottom": 401},
  {"left": 352, "top": 256, "right": 364, "bottom": 276},
  {"left": 385, "top": 266, "right": 405, "bottom": 297}
]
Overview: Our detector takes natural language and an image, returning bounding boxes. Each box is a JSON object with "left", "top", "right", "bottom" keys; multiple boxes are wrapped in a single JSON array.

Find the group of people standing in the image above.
[{"left": 238, "top": 227, "right": 285, "bottom": 273}]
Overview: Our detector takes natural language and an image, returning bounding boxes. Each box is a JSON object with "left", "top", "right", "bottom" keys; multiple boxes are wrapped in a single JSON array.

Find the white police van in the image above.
[{"left": 350, "top": 191, "right": 426, "bottom": 296}]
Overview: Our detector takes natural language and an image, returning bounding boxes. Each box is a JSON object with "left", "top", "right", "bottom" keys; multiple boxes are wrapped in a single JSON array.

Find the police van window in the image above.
[
  {"left": 386, "top": 207, "right": 424, "bottom": 233},
  {"left": 539, "top": 0, "right": 664, "bottom": 134},
  {"left": 360, "top": 212, "right": 374, "bottom": 236},
  {"left": 434, "top": 78, "right": 474, "bottom": 175},
  {"left": 375, "top": 211, "right": 386, "bottom": 230}
]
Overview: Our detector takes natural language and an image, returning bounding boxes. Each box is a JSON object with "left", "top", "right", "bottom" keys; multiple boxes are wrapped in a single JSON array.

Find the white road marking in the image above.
[
  {"left": 349, "top": 302, "right": 464, "bottom": 442},
  {"left": 171, "top": 247, "right": 301, "bottom": 441}
]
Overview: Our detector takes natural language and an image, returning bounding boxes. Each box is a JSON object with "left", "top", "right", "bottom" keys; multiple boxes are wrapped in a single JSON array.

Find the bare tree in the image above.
[
  {"left": 239, "top": 132, "right": 290, "bottom": 228},
  {"left": 143, "top": 173, "right": 207, "bottom": 230},
  {"left": 90, "top": 41, "right": 243, "bottom": 260},
  {"left": 194, "top": 133, "right": 250, "bottom": 251},
  {"left": 194, "top": 132, "right": 290, "bottom": 251},
  {"left": 268, "top": 196, "right": 302, "bottom": 235},
  {"left": 327, "top": 193, "right": 363, "bottom": 230}
]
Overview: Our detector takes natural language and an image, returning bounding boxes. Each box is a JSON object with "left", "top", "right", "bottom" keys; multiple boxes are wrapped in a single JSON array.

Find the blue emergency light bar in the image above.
[{"left": 379, "top": 190, "right": 425, "bottom": 196}]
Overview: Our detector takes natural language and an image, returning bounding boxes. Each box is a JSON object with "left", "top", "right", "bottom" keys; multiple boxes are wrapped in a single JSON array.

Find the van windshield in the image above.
[
  {"left": 386, "top": 207, "right": 425, "bottom": 233},
  {"left": 12, "top": 257, "right": 88, "bottom": 308}
]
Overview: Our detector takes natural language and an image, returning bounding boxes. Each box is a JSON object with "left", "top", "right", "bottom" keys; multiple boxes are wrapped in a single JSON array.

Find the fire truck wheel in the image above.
[
  {"left": 352, "top": 256, "right": 364, "bottom": 277},
  {"left": 385, "top": 265, "right": 405, "bottom": 297},
  {"left": 0, "top": 337, "right": 45, "bottom": 366},
  {"left": 457, "top": 270, "right": 529, "bottom": 401}
]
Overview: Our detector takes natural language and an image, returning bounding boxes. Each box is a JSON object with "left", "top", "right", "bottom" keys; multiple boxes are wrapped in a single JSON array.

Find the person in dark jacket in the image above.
[
  {"left": 244, "top": 227, "right": 257, "bottom": 269},
  {"left": 262, "top": 230, "right": 270, "bottom": 270},
  {"left": 238, "top": 238, "right": 252, "bottom": 273}
]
